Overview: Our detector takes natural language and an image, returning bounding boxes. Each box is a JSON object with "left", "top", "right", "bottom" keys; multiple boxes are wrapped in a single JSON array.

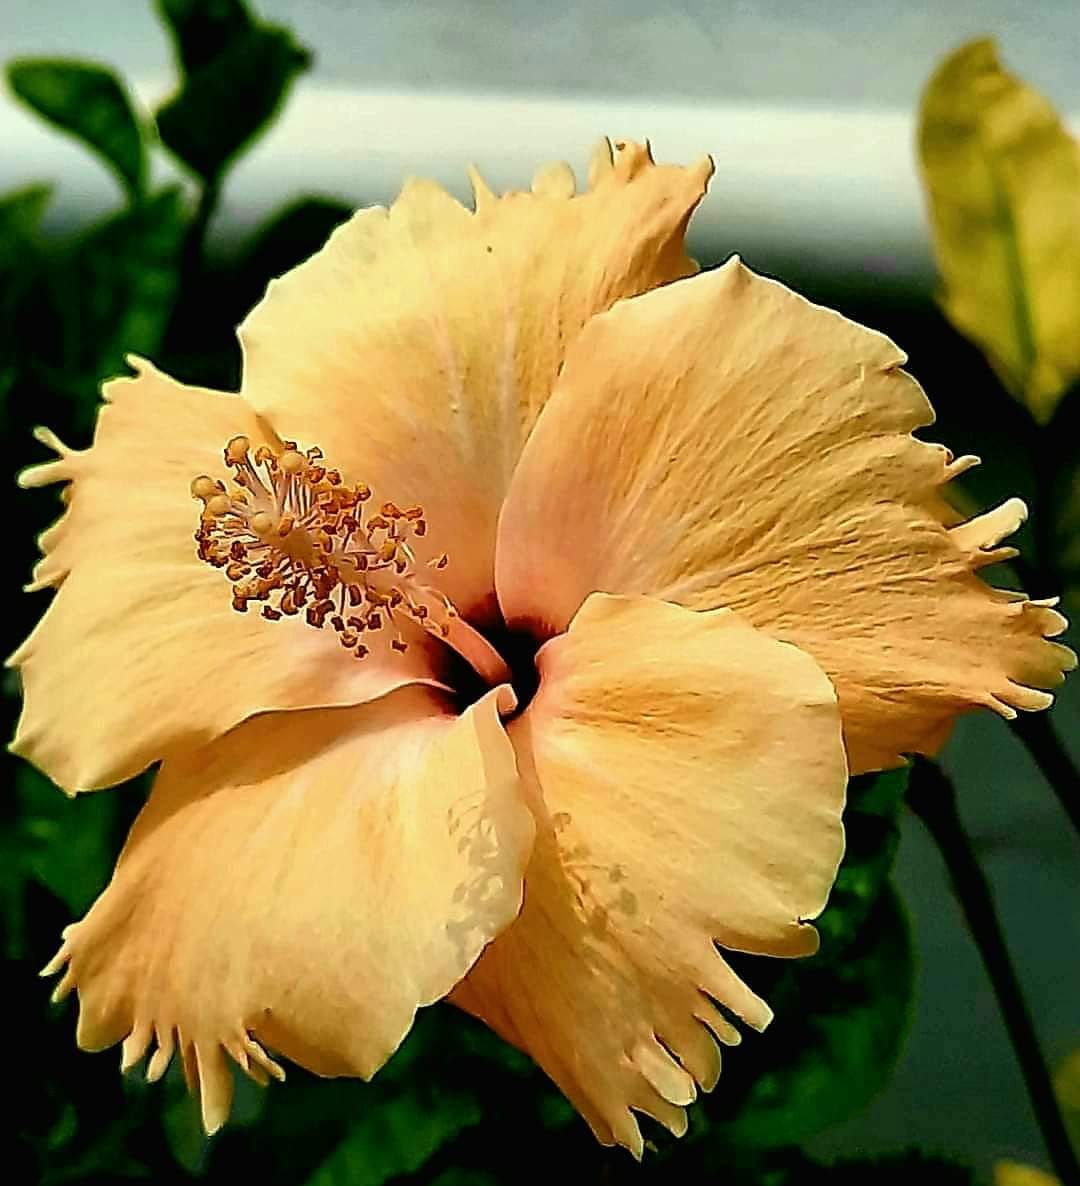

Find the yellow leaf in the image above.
[
  {"left": 1055, "top": 1047, "right": 1080, "bottom": 1155},
  {"left": 995, "top": 1163, "right": 1060, "bottom": 1186},
  {"left": 918, "top": 38, "right": 1080, "bottom": 424}
]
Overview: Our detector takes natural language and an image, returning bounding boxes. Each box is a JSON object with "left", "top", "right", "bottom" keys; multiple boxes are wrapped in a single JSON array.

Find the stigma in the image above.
[{"left": 192, "top": 436, "right": 464, "bottom": 663}]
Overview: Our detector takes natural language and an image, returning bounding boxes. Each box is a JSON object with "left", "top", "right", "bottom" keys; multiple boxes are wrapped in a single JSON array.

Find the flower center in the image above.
[{"left": 191, "top": 436, "right": 509, "bottom": 685}]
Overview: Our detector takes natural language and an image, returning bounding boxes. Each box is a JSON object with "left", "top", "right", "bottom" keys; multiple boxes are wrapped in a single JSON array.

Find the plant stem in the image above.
[
  {"left": 1011, "top": 712, "right": 1080, "bottom": 840},
  {"left": 183, "top": 173, "right": 221, "bottom": 288},
  {"left": 908, "top": 757, "right": 1080, "bottom": 1186}
]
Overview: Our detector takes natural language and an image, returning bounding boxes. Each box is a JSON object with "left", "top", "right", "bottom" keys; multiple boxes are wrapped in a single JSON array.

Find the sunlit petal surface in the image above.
[
  {"left": 452, "top": 595, "right": 846, "bottom": 1156},
  {"left": 43, "top": 685, "right": 532, "bottom": 1133},
  {"left": 238, "top": 140, "right": 712, "bottom": 621},
  {"left": 10, "top": 360, "right": 444, "bottom": 792},
  {"left": 495, "top": 258, "right": 1075, "bottom": 773}
]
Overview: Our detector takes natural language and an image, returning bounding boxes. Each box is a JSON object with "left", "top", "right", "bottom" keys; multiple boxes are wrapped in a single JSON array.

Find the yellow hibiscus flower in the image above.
[{"left": 11, "top": 140, "right": 1074, "bottom": 1157}]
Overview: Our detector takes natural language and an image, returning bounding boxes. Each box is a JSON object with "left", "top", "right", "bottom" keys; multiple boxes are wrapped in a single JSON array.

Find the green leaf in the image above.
[
  {"left": 155, "top": 24, "right": 311, "bottom": 181},
  {"left": 0, "top": 184, "right": 52, "bottom": 258},
  {"left": 655, "top": 1146, "right": 978, "bottom": 1185},
  {"left": 16, "top": 767, "right": 117, "bottom": 918},
  {"left": 51, "top": 187, "right": 188, "bottom": 388},
  {"left": 303, "top": 1083, "right": 482, "bottom": 1186},
  {"left": 0, "top": 185, "right": 53, "bottom": 387},
  {"left": 801, "top": 1150, "right": 979, "bottom": 1185},
  {"left": 1054, "top": 1047, "right": 1080, "bottom": 1157},
  {"left": 708, "top": 885, "right": 915, "bottom": 1149},
  {"left": 815, "top": 766, "right": 908, "bottom": 953},
  {"left": 7, "top": 59, "right": 145, "bottom": 200},
  {"left": 918, "top": 39, "right": 1080, "bottom": 424},
  {"left": 427, "top": 1171, "right": 500, "bottom": 1186},
  {"left": 156, "top": 0, "right": 254, "bottom": 75},
  {"left": 238, "top": 196, "right": 352, "bottom": 299}
]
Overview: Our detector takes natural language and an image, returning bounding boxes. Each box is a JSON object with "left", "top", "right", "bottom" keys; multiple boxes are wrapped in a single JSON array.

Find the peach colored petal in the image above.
[
  {"left": 238, "top": 140, "right": 713, "bottom": 623},
  {"left": 495, "top": 258, "right": 1076, "bottom": 774},
  {"left": 43, "top": 685, "right": 532, "bottom": 1133},
  {"left": 10, "top": 359, "right": 446, "bottom": 792},
  {"left": 451, "top": 594, "right": 846, "bottom": 1157}
]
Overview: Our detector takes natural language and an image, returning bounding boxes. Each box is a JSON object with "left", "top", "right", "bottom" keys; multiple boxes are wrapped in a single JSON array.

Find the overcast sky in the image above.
[{"left": 3, "top": 0, "right": 1077, "bottom": 111}]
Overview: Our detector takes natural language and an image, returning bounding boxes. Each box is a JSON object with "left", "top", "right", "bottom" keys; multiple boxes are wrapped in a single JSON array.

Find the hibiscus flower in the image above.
[{"left": 12, "top": 140, "right": 1073, "bottom": 1156}]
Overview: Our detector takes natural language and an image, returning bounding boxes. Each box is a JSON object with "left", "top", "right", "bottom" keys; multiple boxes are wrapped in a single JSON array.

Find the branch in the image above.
[{"left": 908, "top": 757, "right": 1079, "bottom": 1185}]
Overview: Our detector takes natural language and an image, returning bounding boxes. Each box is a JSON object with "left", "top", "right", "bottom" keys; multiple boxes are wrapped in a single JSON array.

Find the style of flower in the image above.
[{"left": 11, "top": 140, "right": 1073, "bottom": 1157}]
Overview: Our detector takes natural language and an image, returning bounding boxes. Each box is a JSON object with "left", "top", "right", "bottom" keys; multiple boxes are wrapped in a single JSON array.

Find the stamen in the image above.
[{"left": 192, "top": 437, "right": 509, "bottom": 684}]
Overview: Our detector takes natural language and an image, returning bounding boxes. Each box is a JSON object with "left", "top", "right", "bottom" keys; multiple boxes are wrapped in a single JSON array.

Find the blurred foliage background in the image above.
[{"left": 2, "top": 3, "right": 1078, "bottom": 1184}]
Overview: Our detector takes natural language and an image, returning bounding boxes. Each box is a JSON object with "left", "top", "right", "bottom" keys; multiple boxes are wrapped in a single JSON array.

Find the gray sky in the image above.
[{"left": 3, "top": 0, "right": 1078, "bottom": 111}]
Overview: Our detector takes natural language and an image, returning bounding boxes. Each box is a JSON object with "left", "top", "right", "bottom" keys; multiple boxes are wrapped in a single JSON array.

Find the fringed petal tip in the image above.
[
  {"left": 453, "top": 595, "right": 844, "bottom": 1157},
  {"left": 605, "top": 986, "right": 766, "bottom": 1156},
  {"left": 947, "top": 500, "right": 1077, "bottom": 720},
  {"left": 43, "top": 933, "right": 287, "bottom": 1136},
  {"left": 16, "top": 358, "right": 160, "bottom": 496},
  {"left": 465, "top": 137, "right": 715, "bottom": 215},
  {"left": 16, "top": 426, "right": 78, "bottom": 492},
  {"left": 37, "top": 688, "right": 531, "bottom": 1135},
  {"left": 494, "top": 258, "right": 1074, "bottom": 775}
]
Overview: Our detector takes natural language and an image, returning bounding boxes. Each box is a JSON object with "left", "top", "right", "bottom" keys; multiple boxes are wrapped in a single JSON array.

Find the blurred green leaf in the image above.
[
  {"left": 710, "top": 886, "right": 915, "bottom": 1149},
  {"left": 918, "top": 38, "right": 1080, "bottom": 424},
  {"left": 163, "top": 1060, "right": 265, "bottom": 1178},
  {"left": 801, "top": 1150, "right": 978, "bottom": 1185},
  {"left": 427, "top": 1171, "right": 500, "bottom": 1186},
  {"left": 0, "top": 185, "right": 53, "bottom": 415},
  {"left": 45, "top": 187, "right": 188, "bottom": 393},
  {"left": 653, "top": 1146, "right": 978, "bottom": 1186},
  {"left": 0, "top": 183, "right": 53, "bottom": 262},
  {"left": 157, "top": 0, "right": 254, "bottom": 75},
  {"left": 155, "top": 24, "right": 310, "bottom": 181},
  {"left": 7, "top": 59, "right": 145, "bottom": 200},
  {"left": 303, "top": 1083, "right": 482, "bottom": 1186},
  {"left": 815, "top": 766, "right": 908, "bottom": 953},
  {"left": 17, "top": 767, "right": 116, "bottom": 918},
  {"left": 238, "top": 196, "right": 351, "bottom": 298}
]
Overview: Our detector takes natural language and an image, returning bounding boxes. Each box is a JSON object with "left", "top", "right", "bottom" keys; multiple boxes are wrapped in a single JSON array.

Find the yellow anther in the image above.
[
  {"left": 189, "top": 437, "right": 484, "bottom": 671},
  {"left": 224, "top": 436, "right": 251, "bottom": 464},
  {"left": 191, "top": 475, "right": 220, "bottom": 500}
]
